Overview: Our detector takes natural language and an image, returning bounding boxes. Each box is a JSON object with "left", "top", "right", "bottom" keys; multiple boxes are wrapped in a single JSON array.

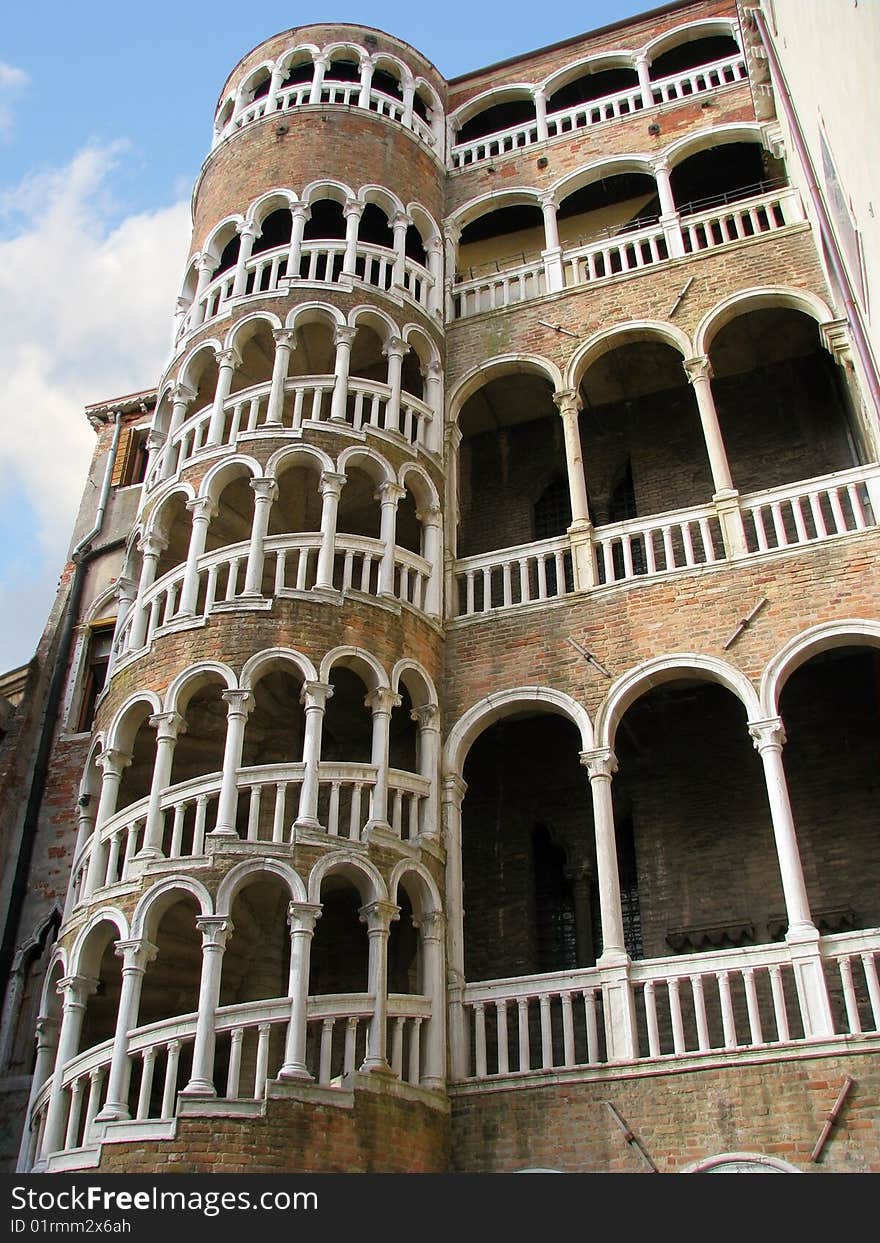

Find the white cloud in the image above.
[
  {"left": 0, "top": 143, "right": 190, "bottom": 668},
  {"left": 0, "top": 60, "right": 29, "bottom": 134}
]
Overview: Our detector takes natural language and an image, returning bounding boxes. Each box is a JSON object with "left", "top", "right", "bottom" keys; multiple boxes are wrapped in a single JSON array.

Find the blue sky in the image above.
[{"left": 0, "top": 0, "right": 650, "bottom": 670}]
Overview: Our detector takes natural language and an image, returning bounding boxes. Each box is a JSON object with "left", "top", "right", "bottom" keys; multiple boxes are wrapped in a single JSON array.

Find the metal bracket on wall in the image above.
[
  {"left": 605, "top": 1101, "right": 659, "bottom": 1172},
  {"left": 810, "top": 1075, "right": 855, "bottom": 1163},
  {"left": 722, "top": 596, "right": 768, "bottom": 650}
]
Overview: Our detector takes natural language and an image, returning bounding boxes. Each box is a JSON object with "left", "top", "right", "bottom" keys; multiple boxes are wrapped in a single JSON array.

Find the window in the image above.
[
  {"left": 76, "top": 624, "right": 115, "bottom": 732},
  {"left": 111, "top": 427, "right": 148, "bottom": 488}
]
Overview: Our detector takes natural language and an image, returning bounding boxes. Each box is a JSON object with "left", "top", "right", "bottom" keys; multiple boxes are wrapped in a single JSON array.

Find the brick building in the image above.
[{"left": 1, "top": 0, "right": 879, "bottom": 1174}]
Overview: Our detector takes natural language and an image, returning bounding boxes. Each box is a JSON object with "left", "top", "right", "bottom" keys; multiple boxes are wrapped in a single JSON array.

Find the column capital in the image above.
[
  {"left": 382, "top": 335, "right": 409, "bottom": 359},
  {"left": 376, "top": 481, "right": 406, "bottom": 506},
  {"left": 57, "top": 974, "right": 99, "bottom": 1004},
  {"left": 221, "top": 688, "right": 255, "bottom": 719},
  {"left": 416, "top": 503, "right": 442, "bottom": 526},
  {"left": 412, "top": 909, "right": 445, "bottom": 939},
  {"left": 333, "top": 325, "right": 357, "bottom": 348},
  {"left": 287, "top": 901, "right": 322, "bottom": 934},
  {"left": 358, "top": 900, "right": 400, "bottom": 933},
  {"left": 313, "top": 53, "right": 329, "bottom": 70},
  {"left": 365, "top": 686, "right": 402, "bottom": 715},
  {"left": 426, "top": 234, "right": 443, "bottom": 256},
  {"left": 343, "top": 198, "right": 365, "bottom": 220},
  {"left": 114, "top": 938, "right": 158, "bottom": 971},
  {"left": 580, "top": 747, "right": 618, "bottom": 780},
  {"left": 250, "top": 476, "right": 279, "bottom": 502},
  {"left": 391, "top": 212, "right": 412, "bottom": 231},
  {"left": 171, "top": 382, "right": 197, "bottom": 406},
  {"left": 748, "top": 717, "right": 787, "bottom": 751},
  {"left": 319, "top": 469, "right": 347, "bottom": 497},
  {"left": 196, "top": 255, "right": 216, "bottom": 276},
  {"left": 442, "top": 772, "right": 468, "bottom": 804},
  {"left": 539, "top": 189, "right": 558, "bottom": 211},
  {"left": 235, "top": 219, "right": 260, "bottom": 241},
  {"left": 411, "top": 703, "right": 440, "bottom": 730},
  {"left": 819, "top": 318, "right": 854, "bottom": 366},
  {"left": 195, "top": 915, "right": 234, "bottom": 948},
  {"left": 186, "top": 495, "right": 218, "bottom": 521},
  {"left": 422, "top": 357, "right": 443, "bottom": 381},
  {"left": 300, "top": 680, "right": 334, "bottom": 709},
  {"left": 531, "top": 85, "right": 547, "bottom": 102},
  {"left": 272, "top": 328, "right": 297, "bottom": 349},
  {"left": 443, "top": 222, "right": 462, "bottom": 246},
  {"left": 358, "top": 53, "right": 374, "bottom": 72},
  {"left": 290, "top": 201, "right": 311, "bottom": 222},
  {"left": 146, "top": 429, "right": 166, "bottom": 452},
  {"left": 553, "top": 388, "right": 583, "bottom": 416},
  {"left": 653, "top": 157, "right": 671, "bottom": 175},
  {"left": 114, "top": 575, "right": 138, "bottom": 602},
  {"left": 682, "top": 355, "right": 712, "bottom": 383},
  {"left": 138, "top": 531, "right": 168, "bottom": 557},
  {"left": 214, "top": 345, "right": 241, "bottom": 369},
  {"left": 149, "top": 710, "right": 186, "bottom": 741},
  {"left": 634, "top": 52, "right": 651, "bottom": 69},
  {"left": 96, "top": 746, "right": 132, "bottom": 775}
]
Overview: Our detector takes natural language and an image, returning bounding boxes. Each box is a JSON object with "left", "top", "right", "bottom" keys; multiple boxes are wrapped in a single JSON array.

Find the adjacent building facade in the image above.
[{"left": 2, "top": 0, "right": 879, "bottom": 1174}]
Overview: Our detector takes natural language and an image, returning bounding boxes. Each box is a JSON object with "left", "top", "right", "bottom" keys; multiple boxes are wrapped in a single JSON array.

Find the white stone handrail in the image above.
[
  {"left": 563, "top": 218, "right": 668, "bottom": 287},
  {"left": 452, "top": 254, "right": 546, "bottom": 319},
  {"left": 453, "top": 534, "right": 574, "bottom": 616},
  {"left": 816, "top": 930, "right": 880, "bottom": 1037},
  {"left": 739, "top": 462, "right": 880, "bottom": 554},
  {"left": 593, "top": 501, "right": 723, "bottom": 585},
  {"left": 450, "top": 52, "right": 747, "bottom": 170},
  {"left": 680, "top": 184, "right": 803, "bottom": 251},
  {"left": 649, "top": 52, "right": 747, "bottom": 105}
]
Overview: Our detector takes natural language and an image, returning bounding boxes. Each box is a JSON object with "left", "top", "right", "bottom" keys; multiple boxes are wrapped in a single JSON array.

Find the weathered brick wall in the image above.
[{"left": 450, "top": 1050, "right": 880, "bottom": 1172}]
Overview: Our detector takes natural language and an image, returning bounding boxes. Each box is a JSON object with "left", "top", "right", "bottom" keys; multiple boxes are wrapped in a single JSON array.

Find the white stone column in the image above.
[
  {"left": 419, "top": 505, "right": 443, "bottom": 617},
  {"left": 126, "top": 532, "right": 167, "bottom": 651},
  {"left": 278, "top": 902, "right": 322, "bottom": 1079},
  {"left": 182, "top": 918, "right": 233, "bottom": 1096},
  {"left": 143, "top": 429, "right": 166, "bottom": 484},
  {"left": 109, "top": 576, "right": 137, "bottom": 666},
  {"left": 357, "top": 55, "right": 374, "bottom": 108},
  {"left": 286, "top": 203, "right": 311, "bottom": 279},
  {"left": 231, "top": 220, "right": 259, "bottom": 297},
  {"left": 540, "top": 192, "right": 565, "bottom": 292},
  {"left": 295, "top": 681, "right": 333, "bottom": 829},
  {"left": 635, "top": 54, "right": 654, "bottom": 110},
  {"left": 377, "top": 482, "right": 405, "bottom": 598},
  {"left": 207, "top": 347, "right": 239, "bottom": 445},
  {"left": 421, "top": 360, "right": 443, "bottom": 452},
  {"left": 17, "top": 1014, "right": 59, "bottom": 1170},
  {"left": 391, "top": 213, "right": 410, "bottom": 289},
  {"left": 66, "top": 789, "right": 98, "bottom": 912},
  {"left": 554, "top": 389, "right": 596, "bottom": 591},
  {"left": 655, "top": 160, "right": 685, "bottom": 258},
  {"left": 308, "top": 54, "right": 328, "bottom": 104},
  {"left": 382, "top": 337, "right": 408, "bottom": 435},
  {"left": 139, "top": 711, "right": 185, "bottom": 860},
  {"left": 749, "top": 718, "right": 834, "bottom": 1038},
  {"left": 83, "top": 748, "right": 131, "bottom": 896},
  {"left": 162, "top": 384, "right": 196, "bottom": 479},
  {"left": 95, "top": 940, "right": 157, "bottom": 1120},
  {"left": 266, "top": 64, "right": 285, "bottom": 112},
  {"left": 243, "top": 478, "right": 278, "bottom": 596},
  {"left": 178, "top": 497, "right": 216, "bottom": 617},
  {"left": 40, "top": 975, "right": 96, "bottom": 1160},
  {"left": 682, "top": 356, "right": 748, "bottom": 559},
  {"left": 365, "top": 688, "right": 401, "bottom": 833},
  {"left": 191, "top": 257, "right": 216, "bottom": 328},
  {"left": 532, "top": 86, "right": 549, "bottom": 141},
  {"left": 580, "top": 748, "right": 639, "bottom": 1063},
  {"left": 426, "top": 235, "right": 444, "bottom": 317},
  {"left": 412, "top": 703, "right": 441, "bottom": 837},
  {"left": 330, "top": 326, "right": 356, "bottom": 423},
  {"left": 342, "top": 200, "right": 364, "bottom": 276},
  {"left": 359, "top": 900, "right": 399, "bottom": 1072},
  {"left": 314, "top": 471, "right": 346, "bottom": 591},
  {"left": 266, "top": 329, "right": 295, "bottom": 425},
  {"left": 211, "top": 691, "right": 255, "bottom": 836},
  {"left": 442, "top": 774, "right": 468, "bottom": 1081},
  {"left": 443, "top": 223, "right": 461, "bottom": 320},
  {"left": 414, "top": 910, "right": 446, "bottom": 1089},
  {"left": 401, "top": 79, "right": 416, "bottom": 128}
]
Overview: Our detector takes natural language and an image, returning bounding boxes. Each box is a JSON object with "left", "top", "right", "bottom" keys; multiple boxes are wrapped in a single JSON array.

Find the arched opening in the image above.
[
  {"left": 238, "top": 664, "right": 306, "bottom": 838},
  {"left": 267, "top": 455, "right": 323, "bottom": 592},
  {"left": 248, "top": 209, "right": 293, "bottom": 292},
  {"left": 279, "top": 57, "right": 314, "bottom": 89},
  {"left": 557, "top": 172, "right": 661, "bottom": 255},
  {"left": 170, "top": 678, "right": 228, "bottom": 787},
  {"left": 307, "top": 875, "right": 372, "bottom": 1077},
  {"left": 708, "top": 308, "right": 864, "bottom": 522},
  {"left": 201, "top": 467, "right": 255, "bottom": 607},
  {"left": 371, "top": 64, "right": 404, "bottom": 103},
  {"left": 324, "top": 55, "right": 361, "bottom": 85},
  {"left": 245, "top": 69, "right": 271, "bottom": 104},
  {"left": 348, "top": 320, "right": 388, "bottom": 393},
  {"left": 387, "top": 887, "right": 418, "bottom": 992},
  {"left": 548, "top": 64, "right": 640, "bottom": 114},
  {"left": 5, "top": 913, "right": 61, "bottom": 1077},
  {"left": 456, "top": 94, "right": 536, "bottom": 146},
  {"left": 458, "top": 370, "right": 565, "bottom": 555},
  {"left": 152, "top": 494, "right": 192, "bottom": 582},
  {"left": 288, "top": 317, "right": 336, "bottom": 378},
  {"left": 649, "top": 32, "right": 740, "bottom": 82},
  {"left": 213, "top": 231, "right": 240, "bottom": 280},
  {"left": 229, "top": 322, "right": 276, "bottom": 398},
  {"left": 301, "top": 198, "right": 346, "bottom": 281},
  {"left": 577, "top": 338, "right": 716, "bottom": 579},
  {"left": 217, "top": 875, "right": 292, "bottom": 1096},
  {"left": 183, "top": 350, "right": 219, "bottom": 424},
  {"left": 462, "top": 712, "right": 596, "bottom": 981},
  {"left": 671, "top": 140, "right": 785, "bottom": 216},
  {"left": 457, "top": 203, "right": 544, "bottom": 283},
  {"left": 114, "top": 705, "right": 158, "bottom": 817},
  {"left": 77, "top": 925, "right": 124, "bottom": 1056},
  {"left": 321, "top": 666, "right": 374, "bottom": 765}
]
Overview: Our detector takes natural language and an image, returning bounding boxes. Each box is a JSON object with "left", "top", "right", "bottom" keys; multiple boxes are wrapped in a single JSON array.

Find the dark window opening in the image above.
[
  {"left": 405, "top": 223, "right": 427, "bottom": 265},
  {"left": 534, "top": 475, "right": 572, "bottom": 540},
  {"left": 548, "top": 65, "right": 639, "bottom": 112},
  {"left": 456, "top": 97, "right": 536, "bottom": 144},
  {"left": 250, "top": 76, "right": 271, "bottom": 101},
  {"left": 372, "top": 67, "right": 403, "bottom": 100},
  {"left": 252, "top": 209, "right": 292, "bottom": 255},
  {"left": 533, "top": 826, "right": 578, "bottom": 972},
  {"left": 215, "top": 233, "right": 241, "bottom": 276},
  {"left": 325, "top": 58, "right": 360, "bottom": 84},
  {"left": 649, "top": 34, "right": 740, "bottom": 80},
  {"left": 77, "top": 625, "right": 115, "bottom": 732},
  {"left": 281, "top": 61, "right": 314, "bottom": 87}
]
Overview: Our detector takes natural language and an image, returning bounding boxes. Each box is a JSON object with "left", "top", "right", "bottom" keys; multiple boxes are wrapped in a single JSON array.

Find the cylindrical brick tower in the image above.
[{"left": 25, "top": 25, "right": 451, "bottom": 1174}]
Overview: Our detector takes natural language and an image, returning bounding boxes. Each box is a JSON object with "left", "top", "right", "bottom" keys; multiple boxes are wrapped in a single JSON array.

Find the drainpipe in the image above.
[
  {"left": 0, "top": 414, "right": 125, "bottom": 1009},
  {"left": 752, "top": 7, "right": 880, "bottom": 419}
]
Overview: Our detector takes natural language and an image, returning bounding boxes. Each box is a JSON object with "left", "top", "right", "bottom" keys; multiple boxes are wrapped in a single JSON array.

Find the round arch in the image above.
[
  {"left": 448, "top": 354, "right": 564, "bottom": 427},
  {"left": 662, "top": 121, "right": 769, "bottom": 171},
  {"left": 444, "top": 686, "right": 594, "bottom": 777},
  {"left": 318, "top": 645, "right": 389, "bottom": 691},
  {"left": 198, "top": 454, "right": 262, "bottom": 504},
  {"left": 596, "top": 654, "right": 761, "bottom": 750},
  {"left": 552, "top": 153, "right": 656, "bottom": 208},
  {"left": 266, "top": 442, "right": 335, "bottom": 480},
  {"left": 450, "top": 83, "right": 536, "bottom": 131},
  {"left": 307, "top": 852, "right": 388, "bottom": 906},
  {"left": 106, "top": 692, "right": 163, "bottom": 754},
  {"left": 694, "top": 286, "right": 837, "bottom": 359},
  {"left": 248, "top": 188, "right": 299, "bottom": 229},
  {"left": 389, "top": 859, "right": 443, "bottom": 917},
  {"left": 336, "top": 444, "right": 396, "bottom": 487},
  {"left": 177, "top": 338, "right": 224, "bottom": 392},
  {"left": 543, "top": 50, "right": 637, "bottom": 98},
  {"left": 761, "top": 620, "right": 880, "bottom": 718},
  {"left": 240, "top": 647, "right": 319, "bottom": 691},
  {"left": 285, "top": 300, "right": 347, "bottom": 335},
  {"left": 69, "top": 907, "right": 129, "bottom": 977},
  {"left": 131, "top": 877, "right": 214, "bottom": 940},
  {"left": 390, "top": 658, "right": 438, "bottom": 709},
  {"left": 449, "top": 187, "right": 543, "bottom": 233},
  {"left": 642, "top": 17, "right": 740, "bottom": 64},
  {"left": 566, "top": 320, "right": 694, "bottom": 391},
  {"left": 165, "top": 660, "right": 238, "bottom": 715},
  {"left": 216, "top": 859, "right": 307, "bottom": 916},
  {"left": 224, "top": 310, "right": 283, "bottom": 353}
]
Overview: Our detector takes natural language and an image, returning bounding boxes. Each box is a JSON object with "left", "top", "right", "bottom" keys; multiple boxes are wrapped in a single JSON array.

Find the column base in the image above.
[
  {"left": 207, "top": 827, "right": 239, "bottom": 838},
  {"left": 277, "top": 1064, "right": 314, "bottom": 1082},
  {"left": 94, "top": 1103, "right": 131, "bottom": 1123},
  {"left": 359, "top": 1058, "right": 394, "bottom": 1076},
  {"left": 180, "top": 1080, "right": 217, "bottom": 1097},
  {"left": 133, "top": 847, "right": 163, "bottom": 863}
]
